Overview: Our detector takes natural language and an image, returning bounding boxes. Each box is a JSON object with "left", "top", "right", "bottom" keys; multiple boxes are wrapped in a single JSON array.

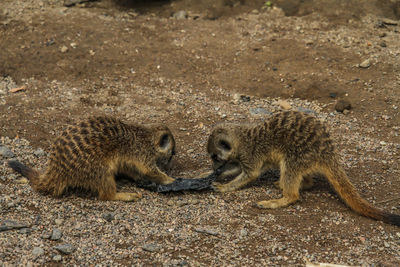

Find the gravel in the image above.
[{"left": 0, "top": 0, "right": 399, "bottom": 266}]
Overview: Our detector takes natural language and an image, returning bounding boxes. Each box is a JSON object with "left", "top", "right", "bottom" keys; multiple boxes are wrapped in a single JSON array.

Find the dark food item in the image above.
[{"left": 141, "top": 168, "right": 224, "bottom": 193}]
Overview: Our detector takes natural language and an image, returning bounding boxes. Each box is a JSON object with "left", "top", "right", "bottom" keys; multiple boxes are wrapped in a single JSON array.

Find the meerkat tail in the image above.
[
  {"left": 8, "top": 160, "right": 40, "bottom": 181},
  {"left": 322, "top": 161, "right": 400, "bottom": 226}
]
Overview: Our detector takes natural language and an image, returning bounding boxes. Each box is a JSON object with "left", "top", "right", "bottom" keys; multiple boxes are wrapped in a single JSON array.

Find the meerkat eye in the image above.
[
  {"left": 159, "top": 134, "right": 170, "bottom": 149},
  {"left": 219, "top": 140, "right": 231, "bottom": 151}
]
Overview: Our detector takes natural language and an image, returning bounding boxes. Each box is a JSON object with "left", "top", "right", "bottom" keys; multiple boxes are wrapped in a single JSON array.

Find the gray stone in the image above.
[
  {"left": 250, "top": 107, "right": 272, "bottom": 115},
  {"left": 142, "top": 243, "right": 161, "bottom": 252},
  {"left": 50, "top": 229, "right": 63, "bottom": 240},
  {"left": 240, "top": 228, "right": 248, "bottom": 237},
  {"left": 33, "top": 148, "right": 45, "bottom": 157},
  {"left": 42, "top": 231, "right": 51, "bottom": 239},
  {"left": 19, "top": 228, "right": 32, "bottom": 234},
  {"left": 0, "top": 146, "right": 14, "bottom": 158},
  {"left": 329, "top": 92, "right": 337, "bottom": 98},
  {"left": 54, "top": 244, "right": 75, "bottom": 255},
  {"left": 173, "top": 10, "right": 188, "bottom": 19},
  {"left": 102, "top": 212, "right": 115, "bottom": 222},
  {"left": 335, "top": 100, "right": 352, "bottom": 113},
  {"left": 32, "top": 247, "right": 44, "bottom": 257}
]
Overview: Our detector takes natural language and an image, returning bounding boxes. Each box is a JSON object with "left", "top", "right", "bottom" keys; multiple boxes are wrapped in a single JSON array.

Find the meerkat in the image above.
[
  {"left": 8, "top": 116, "right": 176, "bottom": 201},
  {"left": 207, "top": 111, "right": 400, "bottom": 226}
]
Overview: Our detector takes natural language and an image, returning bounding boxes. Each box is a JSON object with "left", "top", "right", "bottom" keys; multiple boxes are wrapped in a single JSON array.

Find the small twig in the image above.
[
  {"left": 375, "top": 196, "right": 400, "bottom": 204},
  {"left": 9, "top": 85, "right": 26, "bottom": 93}
]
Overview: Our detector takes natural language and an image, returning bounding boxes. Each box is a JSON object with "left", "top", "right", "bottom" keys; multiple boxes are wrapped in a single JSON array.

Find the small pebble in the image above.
[
  {"left": 358, "top": 59, "right": 371, "bottom": 68},
  {"left": 53, "top": 254, "right": 62, "bottom": 262},
  {"left": 102, "top": 212, "right": 115, "bottom": 222},
  {"left": 60, "top": 45, "right": 68, "bottom": 53},
  {"left": 277, "top": 100, "right": 292, "bottom": 110},
  {"left": 32, "top": 247, "right": 44, "bottom": 257},
  {"left": 33, "top": 148, "right": 45, "bottom": 157},
  {"left": 173, "top": 10, "right": 188, "bottom": 19},
  {"left": 329, "top": 92, "right": 337, "bottom": 98}
]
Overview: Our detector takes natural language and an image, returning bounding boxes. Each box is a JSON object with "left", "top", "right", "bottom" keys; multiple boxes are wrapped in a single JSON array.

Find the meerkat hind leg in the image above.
[
  {"left": 257, "top": 172, "right": 302, "bottom": 209},
  {"left": 98, "top": 173, "right": 142, "bottom": 202}
]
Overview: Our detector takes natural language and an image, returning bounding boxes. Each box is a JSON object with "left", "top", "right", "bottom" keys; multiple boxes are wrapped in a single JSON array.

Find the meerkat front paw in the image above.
[
  {"left": 256, "top": 196, "right": 297, "bottom": 209},
  {"left": 114, "top": 192, "right": 142, "bottom": 202},
  {"left": 159, "top": 176, "right": 175, "bottom": 185},
  {"left": 256, "top": 199, "right": 282, "bottom": 209},
  {"left": 255, "top": 199, "right": 279, "bottom": 209},
  {"left": 212, "top": 182, "right": 230, "bottom": 193}
]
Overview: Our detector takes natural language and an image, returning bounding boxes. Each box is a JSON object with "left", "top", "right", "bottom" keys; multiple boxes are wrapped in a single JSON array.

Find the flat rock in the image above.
[
  {"left": 54, "top": 244, "right": 75, "bottom": 255},
  {"left": 142, "top": 243, "right": 161, "bottom": 252},
  {"left": 50, "top": 229, "right": 63, "bottom": 240},
  {"left": 194, "top": 227, "right": 219, "bottom": 236},
  {"left": 19, "top": 228, "right": 32, "bottom": 234},
  {"left": 0, "top": 220, "right": 29, "bottom": 232},
  {"left": 250, "top": 107, "right": 272, "bottom": 115},
  {"left": 0, "top": 146, "right": 14, "bottom": 158}
]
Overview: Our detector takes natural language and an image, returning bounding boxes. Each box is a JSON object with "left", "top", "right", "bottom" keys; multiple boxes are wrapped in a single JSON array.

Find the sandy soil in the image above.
[{"left": 0, "top": 0, "right": 399, "bottom": 266}]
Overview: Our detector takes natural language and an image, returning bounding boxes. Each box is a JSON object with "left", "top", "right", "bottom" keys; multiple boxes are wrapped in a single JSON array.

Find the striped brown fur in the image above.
[
  {"left": 8, "top": 116, "right": 176, "bottom": 201},
  {"left": 207, "top": 111, "right": 400, "bottom": 226}
]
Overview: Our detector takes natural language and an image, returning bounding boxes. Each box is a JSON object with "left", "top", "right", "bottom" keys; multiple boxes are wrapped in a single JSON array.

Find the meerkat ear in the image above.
[
  {"left": 158, "top": 133, "right": 172, "bottom": 151},
  {"left": 218, "top": 139, "right": 232, "bottom": 151}
]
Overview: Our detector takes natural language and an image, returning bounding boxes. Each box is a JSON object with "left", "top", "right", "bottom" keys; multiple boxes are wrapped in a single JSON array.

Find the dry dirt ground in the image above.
[{"left": 0, "top": 0, "right": 400, "bottom": 266}]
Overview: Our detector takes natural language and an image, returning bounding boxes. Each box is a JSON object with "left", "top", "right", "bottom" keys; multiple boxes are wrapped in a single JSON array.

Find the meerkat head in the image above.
[
  {"left": 152, "top": 125, "right": 176, "bottom": 170},
  {"left": 207, "top": 124, "right": 238, "bottom": 170}
]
